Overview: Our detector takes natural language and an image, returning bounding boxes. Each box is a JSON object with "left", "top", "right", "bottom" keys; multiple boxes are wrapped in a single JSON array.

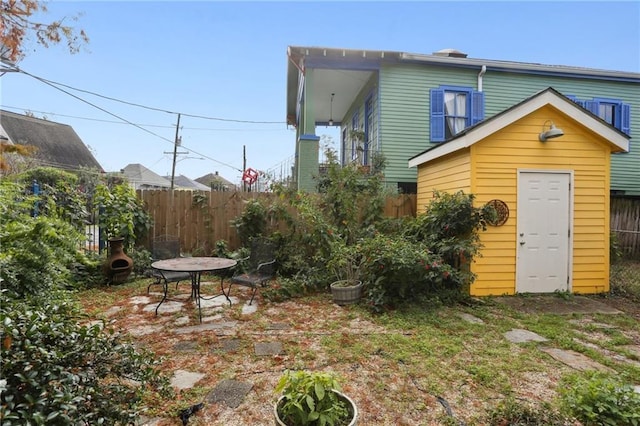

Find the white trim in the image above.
[
  {"left": 516, "top": 169, "right": 574, "bottom": 293},
  {"left": 408, "top": 89, "right": 630, "bottom": 168}
]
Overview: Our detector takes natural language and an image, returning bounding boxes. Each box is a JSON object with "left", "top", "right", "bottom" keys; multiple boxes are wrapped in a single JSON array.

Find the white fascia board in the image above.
[{"left": 408, "top": 91, "right": 629, "bottom": 168}]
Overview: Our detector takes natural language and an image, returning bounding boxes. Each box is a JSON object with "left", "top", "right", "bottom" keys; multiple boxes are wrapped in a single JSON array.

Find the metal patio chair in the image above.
[
  {"left": 148, "top": 234, "right": 192, "bottom": 294},
  {"left": 225, "top": 238, "right": 276, "bottom": 305}
]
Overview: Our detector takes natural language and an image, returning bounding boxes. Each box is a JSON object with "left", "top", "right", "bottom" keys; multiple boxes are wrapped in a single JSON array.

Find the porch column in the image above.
[
  {"left": 296, "top": 68, "right": 319, "bottom": 192},
  {"left": 297, "top": 134, "right": 319, "bottom": 192}
]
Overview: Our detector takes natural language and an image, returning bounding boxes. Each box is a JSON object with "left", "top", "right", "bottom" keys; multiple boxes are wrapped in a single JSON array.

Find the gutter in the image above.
[{"left": 477, "top": 65, "right": 487, "bottom": 92}]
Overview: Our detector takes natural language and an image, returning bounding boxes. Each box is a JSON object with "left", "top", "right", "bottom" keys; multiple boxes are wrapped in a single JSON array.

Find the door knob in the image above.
[{"left": 520, "top": 241, "right": 526, "bottom": 246}]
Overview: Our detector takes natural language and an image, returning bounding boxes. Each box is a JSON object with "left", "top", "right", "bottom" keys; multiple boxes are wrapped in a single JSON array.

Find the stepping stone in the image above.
[
  {"left": 170, "top": 369, "right": 205, "bottom": 390},
  {"left": 504, "top": 329, "right": 548, "bottom": 343},
  {"left": 200, "top": 295, "right": 237, "bottom": 308},
  {"left": 129, "top": 324, "right": 163, "bottom": 337},
  {"left": 242, "top": 302, "right": 258, "bottom": 315},
  {"left": 255, "top": 341, "right": 283, "bottom": 356},
  {"left": 104, "top": 306, "right": 123, "bottom": 317},
  {"left": 267, "top": 323, "right": 291, "bottom": 330},
  {"left": 174, "top": 321, "right": 238, "bottom": 335},
  {"left": 173, "top": 341, "right": 199, "bottom": 352},
  {"left": 457, "top": 312, "right": 484, "bottom": 324},
  {"left": 540, "top": 347, "right": 615, "bottom": 373},
  {"left": 201, "top": 313, "right": 224, "bottom": 323},
  {"left": 212, "top": 339, "right": 242, "bottom": 353},
  {"left": 142, "top": 301, "right": 184, "bottom": 314},
  {"left": 206, "top": 379, "right": 253, "bottom": 408},
  {"left": 175, "top": 316, "right": 191, "bottom": 326},
  {"left": 129, "top": 296, "right": 153, "bottom": 305}
]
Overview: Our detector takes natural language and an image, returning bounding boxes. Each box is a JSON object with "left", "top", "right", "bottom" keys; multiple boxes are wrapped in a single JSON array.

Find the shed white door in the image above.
[{"left": 516, "top": 171, "right": 571, "bottom": 293}]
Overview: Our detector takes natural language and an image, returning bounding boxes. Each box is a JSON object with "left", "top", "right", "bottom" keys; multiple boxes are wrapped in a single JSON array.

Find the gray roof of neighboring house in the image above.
[
  {"left": 195, "top": 172, "right": 237, "bottom": 190},
  {"left": 0, "top": 109, "right": 103, "bottom": 172},
  {"left": 165, "top": 174, "right": 211, "bottom": 191},
  {"left": 122, "top": 163, "right": 171, "bottom": 189}
]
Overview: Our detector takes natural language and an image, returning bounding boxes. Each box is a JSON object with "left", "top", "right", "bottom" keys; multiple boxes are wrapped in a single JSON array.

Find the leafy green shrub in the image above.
[
  {"left": 275, "top": 370, "right": 350, "bottom": 426},
  {"left": 485, "top": 397, "right": 573, "bottom": 425},
  {"left": 94, "top": 183, "right": 152, "bottom": 250},
  {"left": 359, "top": 234, "right": 456, "bottom": 312},
  {"left": 0, "top": 216, "right": 85, "bottom": 297},
  {"left": 0, "top": 293, "right": 170, "bottom": 425},
  {"left": 404, "top": 190, "right": 495, "bottom": 285},
  {"left": 13, "top": 167, "right": 91, "bottom": 231},
  {"left": 560, "top": 372, "right": 640, "bottom": 426}
]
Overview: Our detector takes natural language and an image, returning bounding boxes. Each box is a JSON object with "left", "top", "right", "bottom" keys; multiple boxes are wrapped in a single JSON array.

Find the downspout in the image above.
[{"left": 477, "top": 65, "right": 487, "bottom": 92}]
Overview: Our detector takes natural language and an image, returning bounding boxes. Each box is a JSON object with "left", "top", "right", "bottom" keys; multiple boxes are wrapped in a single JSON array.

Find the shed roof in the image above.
[
  {"left": 408, "top": 87, "right": 630, "bottom": 168},
  {"left": 0, "top": 109, "right": 103, "bottom": 172},
  {"left": 166, "top": 174, "right": 211, "bottom": 191}
]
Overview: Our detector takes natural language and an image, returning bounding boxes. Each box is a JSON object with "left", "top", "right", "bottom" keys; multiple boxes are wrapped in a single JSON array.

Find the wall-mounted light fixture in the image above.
[
  {"left": 328, "top": 93, "right": 335, "bottom": 126},
  {"left": 539, "top": 120, "right": 564, "bottom": 142}
]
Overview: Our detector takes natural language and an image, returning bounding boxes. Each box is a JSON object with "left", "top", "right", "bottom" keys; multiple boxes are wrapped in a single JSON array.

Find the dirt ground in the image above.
[{"left": 491, "top": 294, "right": 638, "bottom": 318}]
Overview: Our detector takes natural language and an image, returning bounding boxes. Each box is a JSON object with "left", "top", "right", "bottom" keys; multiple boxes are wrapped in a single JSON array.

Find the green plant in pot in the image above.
[
  {"left": 274, "top": 370, "right": 358, "bottom": 426},
  {"left": 327, "top": 239, "right": 365, "bottom": 305}
]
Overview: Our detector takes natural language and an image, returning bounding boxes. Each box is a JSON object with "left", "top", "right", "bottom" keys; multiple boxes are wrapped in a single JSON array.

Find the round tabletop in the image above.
[{"left": 151, "top": 257, "right": 237, "bottom": 273}]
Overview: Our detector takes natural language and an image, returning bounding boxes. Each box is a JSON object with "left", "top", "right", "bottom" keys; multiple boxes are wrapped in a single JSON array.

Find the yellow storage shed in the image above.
[{"left": 408, "top": 88, "right": 630, "bottom": 296}]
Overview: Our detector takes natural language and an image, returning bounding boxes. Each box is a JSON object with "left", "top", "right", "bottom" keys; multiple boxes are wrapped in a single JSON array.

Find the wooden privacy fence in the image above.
[
  {"left": 611, "top": 197, "right": 640, "bottom": 259},
  {"left": 138, "top": 190, "right": 417, "bottom": 253}
]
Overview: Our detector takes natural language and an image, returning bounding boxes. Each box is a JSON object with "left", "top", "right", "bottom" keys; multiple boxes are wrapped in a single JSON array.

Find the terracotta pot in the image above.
[
  {"left": 274, "top": 389, "right": 358, "bottom": 426},
  {"left": 103, "top": 237, "right": 133, "bottom": 284}
]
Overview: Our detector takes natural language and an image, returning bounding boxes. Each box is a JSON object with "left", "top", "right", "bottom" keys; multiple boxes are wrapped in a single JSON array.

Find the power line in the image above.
[
  {"left": 21, "top": 72, "right": 285, "bottom": 124},
  {"left": 14, "top": 69, "right": 244, "bottom": 173},
  {"left": 1, "top": 105, "right": 291, "bottom": 131}
]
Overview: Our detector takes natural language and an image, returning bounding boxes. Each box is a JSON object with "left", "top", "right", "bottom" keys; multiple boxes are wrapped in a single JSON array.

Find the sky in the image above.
[{"left": 1, "top": 1, "right": 639, "bottom": 185}]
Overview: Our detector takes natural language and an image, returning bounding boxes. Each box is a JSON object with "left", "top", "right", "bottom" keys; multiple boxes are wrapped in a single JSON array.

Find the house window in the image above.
[
  {"left": 566, "top": 95, "right": 630, "bottom": 135},
  {"left": 430, "top": 86, "right": 484, "bottom": 142}
]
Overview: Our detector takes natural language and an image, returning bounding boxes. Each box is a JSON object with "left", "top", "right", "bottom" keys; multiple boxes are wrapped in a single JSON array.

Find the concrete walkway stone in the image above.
[
  {"left": 142, "top": 301, "right": 184, "bottom": 314},
  {"left": 206, "top": 379, "right": 253, "bottom": 408},
  {"left": 129, "top": 324, "right": 164, "bottom": 337},
  {"left": 255, "top": 341, "right": 283, "bottom": 356},
  {"left": 504, "top": 329, "right": 548, "bottom": 343},
  {"left": 170, "top": 369, "right": 205, "bottom": 390},
  {"left": 540, "top": 347, "right": 615, "bottom": 373},
  {"left": 174, "top": 321, "right": 238, "bottom": 335},
  {"left": 173, "top": 341, "right": 199, "bottom": 352},
  {"left": 129, "top": 296, "right": 153, "bottom": 305},
  {"left": 213, "top": 339, "right": 242, "bottom": 353},
  {"left": 457, "top": 312, "right": 484, "bottom": 324},
  {"left": 267, "top": 322, "right": 291, "bottom": 330},
  {"left": 242, "top": 301, "right": 258, "bottom": 315}
]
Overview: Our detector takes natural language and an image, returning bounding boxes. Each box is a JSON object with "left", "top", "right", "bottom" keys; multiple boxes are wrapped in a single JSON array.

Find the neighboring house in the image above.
[
  {"left": 165, "top": 174, "right": 211, "bottom": 191},
  {"left": 408, "top": 88, "right": 629, "bottom": 296},
  {"left": 196, "top": 171, "right": 237, "bottom": 191},
  {"left": 0, "top": 109, "right": 103, "bottom": 172},
  {"left": 286, "top": 46, "right": 639, "bottom": 195},
  {"left": 121, "top": 163, "right": 171, "bottom": 190}
]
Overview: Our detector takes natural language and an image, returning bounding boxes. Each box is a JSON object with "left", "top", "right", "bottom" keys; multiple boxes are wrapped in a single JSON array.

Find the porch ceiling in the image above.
[{"left": 310, "top": 69, "right": 373, "bottom": 126}]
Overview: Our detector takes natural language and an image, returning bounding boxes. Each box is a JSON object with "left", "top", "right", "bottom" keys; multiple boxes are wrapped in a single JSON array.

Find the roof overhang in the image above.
[{"left": 408, "top": 87, "right": 630, "bottom": 168}]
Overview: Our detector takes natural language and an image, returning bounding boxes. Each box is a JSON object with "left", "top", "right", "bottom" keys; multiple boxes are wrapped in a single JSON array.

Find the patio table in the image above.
[{"left": 151, "top": 257, "right": 237, "bottom": 323}]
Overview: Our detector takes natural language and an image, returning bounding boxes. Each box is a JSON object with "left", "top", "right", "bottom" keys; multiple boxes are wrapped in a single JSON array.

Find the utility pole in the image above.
[
  {"left": 243, "top": 145, "right": 247, "bottom": 192},
  {"left": 170, "top": 113, "right": 181, "bottom": 190}
]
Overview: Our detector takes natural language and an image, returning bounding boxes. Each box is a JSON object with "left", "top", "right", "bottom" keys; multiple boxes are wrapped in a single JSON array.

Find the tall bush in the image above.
[{"left": 94, "top": 183, "right": 152, "bottom": 250}]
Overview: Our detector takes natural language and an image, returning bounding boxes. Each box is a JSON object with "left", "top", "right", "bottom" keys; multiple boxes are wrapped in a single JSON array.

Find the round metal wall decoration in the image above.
[{"left": 486, "top": 199, "right": 509, "bottom": 226}]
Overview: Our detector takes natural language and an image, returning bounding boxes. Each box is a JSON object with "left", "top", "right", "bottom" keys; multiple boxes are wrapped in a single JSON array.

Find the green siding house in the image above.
[{"left": 286, "top": 46, "right": 639, "bottom": 196}]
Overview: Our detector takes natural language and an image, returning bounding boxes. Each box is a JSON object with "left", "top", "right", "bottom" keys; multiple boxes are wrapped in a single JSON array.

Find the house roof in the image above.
[
  {"left": 122, "top": 163, "right": 171, "bottom": 189},
  {"left": 0, "top": 109, "right": 103, "bottom": 172},
  {"left": 286, "top": 46, "right": 640, "bottom": 125},
  {"left": 165, "top": 174, "right": 211, "bottom": 191},
  {"left": 408, "top": 87, "right": 630, "bottom": 168},
  {"left": 195, "top": 172, "right": 236, "bottom": 189}
]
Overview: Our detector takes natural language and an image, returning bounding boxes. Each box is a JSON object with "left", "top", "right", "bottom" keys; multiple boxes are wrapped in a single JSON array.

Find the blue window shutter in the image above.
[
  {"left": 430, "top": 88, "right": 445, "bottom": 142},
  {"left": 621, "top": 103, "right": 631, "bottom": 135},
  {"left": 576, "top": 99, "right": 586, "bottom": 108},
  {"left": 585, "top": 100, "right": 600, "bottom": 116},
  {"left": 471, "top": 90, "right": 485, "bottom": 125},
  {"left": 566, "top": 95, "right": 577, "bottom": 102}
]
